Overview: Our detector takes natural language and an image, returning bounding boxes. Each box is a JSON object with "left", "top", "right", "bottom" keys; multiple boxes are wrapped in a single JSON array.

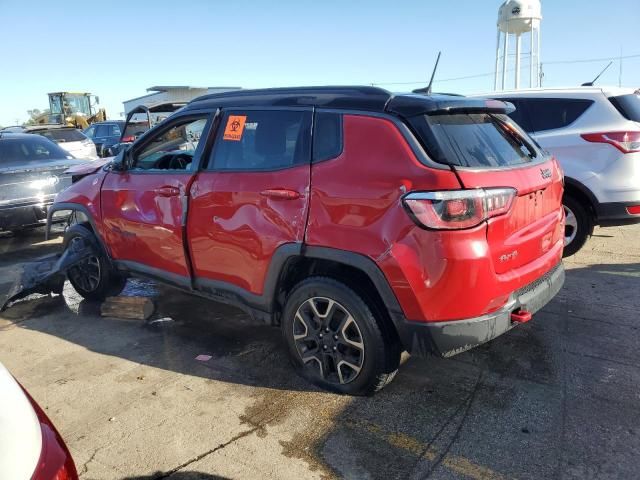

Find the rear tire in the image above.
[
  {"left": 64, "top": 224, "right": 126, "bottom": 300},
  {"left": 562, "top": 195, "right": 591, "bottom": 257},
  {"left": 282, "top": 277, "right": 400, "bottom": 396}
]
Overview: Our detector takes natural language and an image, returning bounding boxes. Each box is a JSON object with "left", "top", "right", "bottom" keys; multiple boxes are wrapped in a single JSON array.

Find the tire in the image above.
[
  {"left": 282, "top": 277, "right": 400, "bottom": 395},
  {"left": 562, "top": 195, "right": 592, "bottom": 257},
  {"left": 63, "top": 224, "right": 126, "bottom": 300}
]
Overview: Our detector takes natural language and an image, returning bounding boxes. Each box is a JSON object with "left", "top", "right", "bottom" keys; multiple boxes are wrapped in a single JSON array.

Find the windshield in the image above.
[
  {"left": 408, "top": 112, "right": 540, "bottom": 168},
  {"left": 0, "top": 136, "right": 72, "bottom": 168},
  {"left": 608, "top": 93, "right": 640, "bottom": 122}
]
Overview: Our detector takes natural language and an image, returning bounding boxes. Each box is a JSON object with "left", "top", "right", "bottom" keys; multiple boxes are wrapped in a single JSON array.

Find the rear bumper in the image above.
[
  {"left": 400, "top": 262, "right": 565, "bottom": 358},
  {"left": 596, "top": 201, "right": 640, "bottom": 226}
]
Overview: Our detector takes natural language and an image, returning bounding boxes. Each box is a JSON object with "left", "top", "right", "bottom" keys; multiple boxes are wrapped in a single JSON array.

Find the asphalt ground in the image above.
[{"left": 1, "top": 224, "right": 639, "bottom": 480}]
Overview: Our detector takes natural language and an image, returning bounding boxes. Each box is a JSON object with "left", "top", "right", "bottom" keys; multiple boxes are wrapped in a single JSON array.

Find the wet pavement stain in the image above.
[{"left": 238, "top": 388, "right": 347, "bottom": 480}]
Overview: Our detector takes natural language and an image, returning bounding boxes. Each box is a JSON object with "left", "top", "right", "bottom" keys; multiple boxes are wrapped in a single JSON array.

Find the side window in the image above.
[
  {"left": 313, "top": 112, "right": 343, "bottom": 162},
  {"left": 83, "top": 126, "right": 96, "bottom": 138},
  {"left": 526, "top": 98, "right": 593, "bottom": 132},
  {"left": 503, "top": 99, "right": 534, "bottom": 133},
  {"left": 95, "top": 125, "right": 109, "bottom": 137},
  {"left": 108, "top": 124, "right": 122, "bottom": 137},
  {"left": 130, "top": 116, "right": 209, "bottom": 171},
  {"left": 208, "top": 110, "right": 311, "bottom": 171}
]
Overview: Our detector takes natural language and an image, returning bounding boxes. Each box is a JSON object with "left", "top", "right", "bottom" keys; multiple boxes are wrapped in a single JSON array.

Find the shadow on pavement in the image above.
[
  {"left": 2, "top": 230, "right": 640, "bottom": 478},
  {"left": 123, "top": 473, "right": 230, "bottom": 480}
]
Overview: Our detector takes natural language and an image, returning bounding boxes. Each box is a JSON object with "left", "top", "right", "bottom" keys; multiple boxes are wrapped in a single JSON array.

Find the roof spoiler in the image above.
[{"left": 386, "top": 96, "right": 515, "bottom": 117}]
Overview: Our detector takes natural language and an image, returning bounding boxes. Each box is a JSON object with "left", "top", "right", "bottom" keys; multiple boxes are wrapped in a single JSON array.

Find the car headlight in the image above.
[{"left": 29, "top": 177, "right": 59, "bottom": 189}]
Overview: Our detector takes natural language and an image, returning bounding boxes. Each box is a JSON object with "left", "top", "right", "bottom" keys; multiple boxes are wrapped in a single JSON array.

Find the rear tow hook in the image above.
[{"left": 511, "top": 309, "right": 533, "bottom": 324}]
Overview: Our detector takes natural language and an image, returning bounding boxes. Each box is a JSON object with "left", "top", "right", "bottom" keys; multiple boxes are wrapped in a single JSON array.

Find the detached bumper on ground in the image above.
[{"left": 401, "top": 263, "right": 565, "bottom": 358}]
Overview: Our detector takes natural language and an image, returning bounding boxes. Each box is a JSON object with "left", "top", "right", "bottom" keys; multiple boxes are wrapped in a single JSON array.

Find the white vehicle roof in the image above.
[
  {"left": 472, "top": 86, "right": 638, "bottom": 98},
  {"left": 0, "top": 362, "right": 42, "bottom": 480}
]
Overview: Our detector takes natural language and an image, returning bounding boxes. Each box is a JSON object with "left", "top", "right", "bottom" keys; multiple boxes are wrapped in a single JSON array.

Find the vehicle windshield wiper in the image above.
[{"left": 490, "top": 115, "right": 537, "bottom": 159}]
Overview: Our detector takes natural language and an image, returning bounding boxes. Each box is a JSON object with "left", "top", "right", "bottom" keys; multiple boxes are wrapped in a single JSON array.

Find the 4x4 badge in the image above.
[{"left": 540, "top": 168, "right": 552, "bottom": 179}]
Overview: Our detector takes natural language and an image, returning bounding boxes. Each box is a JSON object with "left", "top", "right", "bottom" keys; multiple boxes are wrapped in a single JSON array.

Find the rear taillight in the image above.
[
  {"left": 627, "top": 205, "right": 640, "bottom": 215},
  {"left": 403, "top": 188, "right": 516, "bottom": 230},
  {"left": 581, "top": 131, "right": 640, "bottom": 153},
  {"left": 120, "top": 135, "right": 135, "bottom": 143}
]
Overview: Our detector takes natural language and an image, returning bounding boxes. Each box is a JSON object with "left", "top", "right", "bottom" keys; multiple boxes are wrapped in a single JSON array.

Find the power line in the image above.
[
  {"left": 372, "top": 53, "right": 640, "bottom": 87},
  {"left": 544, "top": 53, "right": 640, "bottom": 65}
]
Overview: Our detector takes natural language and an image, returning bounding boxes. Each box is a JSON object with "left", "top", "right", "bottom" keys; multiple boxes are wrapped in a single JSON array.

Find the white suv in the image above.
[{"left": 474, "top": 87, "right": 640, "bottom": 255}]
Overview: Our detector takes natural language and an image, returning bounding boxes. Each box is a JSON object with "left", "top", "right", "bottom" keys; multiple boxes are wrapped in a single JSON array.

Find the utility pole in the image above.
[{"left": 619, "top": 46, "right": 623, "bottom": 87}]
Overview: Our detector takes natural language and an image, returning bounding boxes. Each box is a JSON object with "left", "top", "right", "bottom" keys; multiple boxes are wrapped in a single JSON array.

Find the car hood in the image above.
[
  {"left": 64, "top": 156, "right": 112, "bottom": 176},
  {"left": 0, "top": 362, "right": 42, "bottom": 480},
  {"left": 0, "top": 158, "right": 86, "bottom": 175}
]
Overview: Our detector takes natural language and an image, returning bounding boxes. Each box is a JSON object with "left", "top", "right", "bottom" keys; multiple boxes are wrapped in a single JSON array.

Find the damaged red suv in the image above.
[{"left": 47, "top": 87, "right": 565, "bottom": 395}]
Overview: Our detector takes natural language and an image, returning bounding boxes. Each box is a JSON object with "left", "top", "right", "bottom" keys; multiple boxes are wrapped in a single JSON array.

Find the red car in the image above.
[{"left": 47, "top": 87, "right": 565, "bottom": 395}]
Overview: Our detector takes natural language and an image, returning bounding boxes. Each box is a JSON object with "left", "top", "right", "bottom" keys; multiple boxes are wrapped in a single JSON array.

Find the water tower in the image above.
[{"left": 494, "top": 0, "right": 542, "bottom": 90}]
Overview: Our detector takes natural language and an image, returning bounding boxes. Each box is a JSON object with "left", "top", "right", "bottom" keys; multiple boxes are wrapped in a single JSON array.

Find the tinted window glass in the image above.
[
  {"left": 502, "top": 99, "right": 534, "bottom": 132},
  {"left": 123, "top": 122, "right": 150, "bottom": 141},
  {"left": 83, "top": 126, "right": 96, "bottom": 138},
  {"left": 95, "top": 125, "right": 110, "bottom": 137},
  {"left": 109, "top": 124, "right": 122, "bottom": 136},
  {"left": 36, "top": 129, "right": 86, "bottom": 143},
  {"left": 313, "top": 112, "right": 343, "bottom": 162},
  {"left": 209, "top": 110, "right": 311, "bottom": 171},
  {"left": 409, "top": 113, "right": 539, "bottom": 168},
  {"left": 131, "top": 116, "right": 208, "bottom": 171},
  {"left": 0, "top": 137, "right": 71, "bottom": 168},
  {"left": 608, "top": 93, "right": 640, "bottom": 122},
  {"left": 524, "top": 98, "right": 593, "bottom": 132}
]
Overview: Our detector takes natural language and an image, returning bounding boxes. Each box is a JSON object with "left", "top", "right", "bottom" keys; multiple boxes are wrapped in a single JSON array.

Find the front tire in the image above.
[
  {"left": 563, "top": 195, "right": 592, "bottom": 257},
  {"left": 64, "top": 224, "right": 126, "bottom": 300},
  {"left": 282, "top": 277, "right": 400, "bottom": 395}
]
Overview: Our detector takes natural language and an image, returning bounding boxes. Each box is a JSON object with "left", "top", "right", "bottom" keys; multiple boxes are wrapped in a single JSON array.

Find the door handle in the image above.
[
  {"left": 260, "top": 189, "right": 301, "bottom": 200},
  {"left": 154, "top": 186, "right": 181, "bottom": 197}
]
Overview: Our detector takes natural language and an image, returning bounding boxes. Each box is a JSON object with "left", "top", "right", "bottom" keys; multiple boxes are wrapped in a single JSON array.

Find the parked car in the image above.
[
  {"left": 1, "top": 125, "right": 98, "bottom": 161},
  {"left": 83, "top": 121, "right": 124, "bottom": 157},
  {"left": 0, "top": 133, "right": 85, "bottom": 233},
  {"left": 475, "top": 87, "right": 640, "bottom": 256},
  {"left": 103, "top": 102, "right": 186, "bottom": 157},
  {"left": 47, "top": 87, "right": 565, "bottom": 395},
  {"left": 0, "top": 361, "right": 78, "bottom": 479}
]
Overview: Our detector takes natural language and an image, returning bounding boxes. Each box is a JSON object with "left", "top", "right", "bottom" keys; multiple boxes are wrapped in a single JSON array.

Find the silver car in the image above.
[
  {"left": 0, "top": 125, "right": 98, "bottom": 160},
  {"left": 474, "top": 87, "right": 640, "bottom": 256}
]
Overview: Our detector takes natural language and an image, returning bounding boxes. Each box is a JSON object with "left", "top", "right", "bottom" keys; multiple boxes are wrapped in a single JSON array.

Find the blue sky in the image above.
[{"left": 1, "top": 0, "right": 639, "bottom": 126}]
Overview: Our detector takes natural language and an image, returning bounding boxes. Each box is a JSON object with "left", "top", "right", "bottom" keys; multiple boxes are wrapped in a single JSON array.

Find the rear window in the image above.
[
  {"left": 522, "top": 98, "right": 593, "bottom": 132},
  {"left": 409, "top": 113, "right": 539, "bottom": 168},
  {"left": 36, "top": 129, "right": 87, "bottom": 143},
  {"left": 0, "top": 137, "right": 72, "bottom": 168},
  {"left": 122, "top": 122, "right": 151, "bottom": 140},
  {"left": 608, "top": 93, "right": 640, "bottom": 122}
]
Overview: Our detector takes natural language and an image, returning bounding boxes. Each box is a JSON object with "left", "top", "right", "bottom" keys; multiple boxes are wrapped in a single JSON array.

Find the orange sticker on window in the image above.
[{"left": 223, "top": 115, "right": 247, "bottom": 141}]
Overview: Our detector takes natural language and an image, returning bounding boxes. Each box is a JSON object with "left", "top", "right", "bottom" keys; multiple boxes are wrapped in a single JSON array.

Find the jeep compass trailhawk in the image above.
[{"left": 47, "top": 87, "right": 565, "bottom": 395}]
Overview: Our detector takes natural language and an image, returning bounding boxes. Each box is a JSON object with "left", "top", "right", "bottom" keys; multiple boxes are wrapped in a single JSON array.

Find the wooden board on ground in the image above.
[{"left": 100, "top": 296, "right": 154, "bottom": 321}]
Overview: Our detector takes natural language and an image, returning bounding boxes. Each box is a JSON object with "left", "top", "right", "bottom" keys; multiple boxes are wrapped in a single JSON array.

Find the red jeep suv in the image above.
[{"left": 47, "top": 87, "right": 565, "bottom": 395}]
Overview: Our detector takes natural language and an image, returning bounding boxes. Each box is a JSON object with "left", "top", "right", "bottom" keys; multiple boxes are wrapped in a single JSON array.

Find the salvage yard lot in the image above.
[{"left": 1, "top": 225, "right": 639, "bottom": 480}]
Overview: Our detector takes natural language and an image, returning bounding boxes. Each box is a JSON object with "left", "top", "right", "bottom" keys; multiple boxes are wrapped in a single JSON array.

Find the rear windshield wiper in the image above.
[{"left": 490, "top": 115, "right": 537, "bottom": 159}]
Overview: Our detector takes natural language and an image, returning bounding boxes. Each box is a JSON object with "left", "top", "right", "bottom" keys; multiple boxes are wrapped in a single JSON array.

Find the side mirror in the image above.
[
  {"left": 103, "top": 145, "right": 119, "bottom": 157},
  {"left": 111, "top": 150, "right": 127, "bottom": 171}
]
